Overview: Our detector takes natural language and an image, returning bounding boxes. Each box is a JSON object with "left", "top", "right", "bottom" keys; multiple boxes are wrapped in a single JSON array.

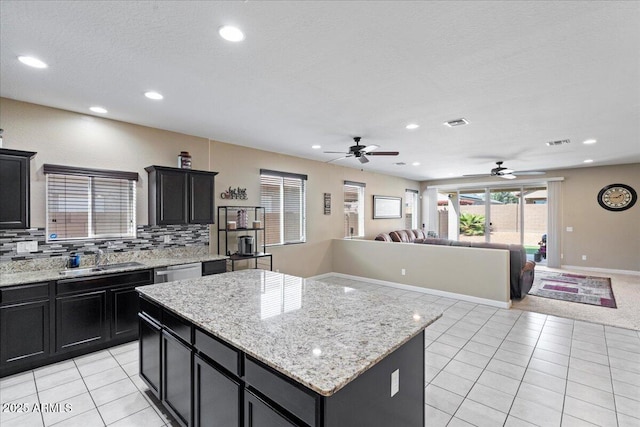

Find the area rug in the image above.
[{"left": 528, "top": 272, "right": 617, "bottom": 308}]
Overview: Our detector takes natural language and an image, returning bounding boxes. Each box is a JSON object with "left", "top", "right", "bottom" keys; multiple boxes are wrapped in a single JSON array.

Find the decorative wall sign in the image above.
[
  {"left": 324, "top": 192, "right": 331, "bottom": 215},
  {"left": 221, "top": 186, "right": 248, "bottom": 200},
  {"left": 373, "top": 195, "right": 402, "bottom": 219}
]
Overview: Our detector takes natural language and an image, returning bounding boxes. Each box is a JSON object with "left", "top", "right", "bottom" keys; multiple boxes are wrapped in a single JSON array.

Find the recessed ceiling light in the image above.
[
  {"left": 311, "top": 145, "right": 321, "bottom": 149},
  {"left": 412, "top": 162, "right": 421, "bottom": 166},
  {"left": 583, "top": 159, "right": 594, "bottom": 163},
  {"left": 18, "top": 56, "right": 48, "bottom": 68},
  {"left": 219, "top": 25, "right": 245, "bottom": 42},
  {"left": 583, "top": 139, "right": 597, "bottom": 145},
  {"left": 89, "top": 106, "right": 108, "bottom": 114},
  {"left": 144, "top": 91, "right": 164, "bottom": 100},
  {"left": 405, "top": 124, "right": 419, "bottom": 130}
]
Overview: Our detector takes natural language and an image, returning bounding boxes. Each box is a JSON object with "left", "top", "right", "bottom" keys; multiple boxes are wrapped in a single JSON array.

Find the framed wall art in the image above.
[{"left": 373, "top": 195, "right": 402, "bottom": 219}]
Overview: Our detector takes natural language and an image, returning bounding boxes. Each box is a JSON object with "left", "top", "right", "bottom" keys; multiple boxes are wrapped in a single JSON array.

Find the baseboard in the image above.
[
  {"left": 560, "top": 265, "right": 640, "bottom": 277},
  {"left": 308, "top": 272, "right": 512, "bottom": 309}
]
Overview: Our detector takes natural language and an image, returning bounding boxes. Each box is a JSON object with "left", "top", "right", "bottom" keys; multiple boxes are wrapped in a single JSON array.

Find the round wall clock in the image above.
[{"left": 597, "top": 183, "right": 637, "bottom": 211}]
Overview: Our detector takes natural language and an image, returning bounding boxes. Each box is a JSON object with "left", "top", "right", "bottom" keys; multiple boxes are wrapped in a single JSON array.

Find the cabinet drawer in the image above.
[
  {"left": 194, "top": 329, "right": 240, "bottom": 376},
  {"left": 1, "top": 282, "right": 49, "bottom": 305},
  {"left": 139, "top": 297, "right": 161, "bottom": 324},
  {"left": 202, "top": 260, "right": 226, "bottom": 276},
  {"left": 163, "top": 309, "right": 192, "bottom": 344},
  {"left": 245, "top": 357, "right": 317, "bottom": 427}
]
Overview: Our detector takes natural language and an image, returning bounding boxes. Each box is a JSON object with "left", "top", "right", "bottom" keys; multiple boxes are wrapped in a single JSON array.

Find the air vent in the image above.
[
  {"left": 546, "top": 139, "right": 571, "bottom": 146},
  {"left": 394, "top": 162, "right": 407, "bottom": 166},
  {"left": 444, "top": 118, "right": 469, "bottom": 127}
]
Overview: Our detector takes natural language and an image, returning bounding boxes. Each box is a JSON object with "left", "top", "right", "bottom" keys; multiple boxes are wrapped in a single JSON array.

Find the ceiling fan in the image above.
[
  {"left": 324, "top": 137, "right": 399, "bottom": 164},
  {"left": 463, "top": 161, "right": 546, "bottom": 180}
]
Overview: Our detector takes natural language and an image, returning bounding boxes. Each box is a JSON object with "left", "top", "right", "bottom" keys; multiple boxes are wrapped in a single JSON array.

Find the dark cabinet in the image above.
[
  {"left": 194, "top": 354, "right": 241, "bottom": 427},
  {"left": 0, "top": 282, "right": 51, "bottom": 368},
  {"left": 139, "top": 313, "right": 162, "bottom": 398},
  {"left": 163, "top": 331, "right": 192, "bottom": 427},
  {"left": 111, "top": 287, "right": 140, "bottom": 339},
  {"left": 55, "top": 290, "right": 108, "bottom": 352},
  {"left": 146, "top": 166, "right": 218, "bottom": 226},
  {"left": 245, "top": 391, "right": 297, "bottom": 427},
  {"left": 0, "top": 148, "right": 37, "bottom": 229}
]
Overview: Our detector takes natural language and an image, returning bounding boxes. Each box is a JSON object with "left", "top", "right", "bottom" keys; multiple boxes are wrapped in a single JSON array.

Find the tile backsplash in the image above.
[{"left": 0, "top": 225, "right": 209, "bottom": 262}]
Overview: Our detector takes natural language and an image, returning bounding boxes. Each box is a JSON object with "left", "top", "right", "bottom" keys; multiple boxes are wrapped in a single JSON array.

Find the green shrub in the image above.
[{"left": 459, "top": 213, "right": 485, "bottom": 236}]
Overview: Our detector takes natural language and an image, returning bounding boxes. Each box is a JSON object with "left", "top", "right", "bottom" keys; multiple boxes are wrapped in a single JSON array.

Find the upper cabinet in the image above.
[
  {"left": 0, "top": 148, "right": 37, "bottom": 229},
  {"left": 145, "top": 166, "right": 218, "bottom": 226}
]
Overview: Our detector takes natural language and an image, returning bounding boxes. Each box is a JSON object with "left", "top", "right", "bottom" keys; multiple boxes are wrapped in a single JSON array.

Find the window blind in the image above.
[
  {"left": 260, "top": 171, "right": 306, "bottom": 246},
  {"left": 405, "top": 189, "right": 419, "bottom": 229},
  {"left": 344, "top": 182, "right": 365, "bottom": 237},
  {"left": 45, "top": 168, "right": 136, "bottom": 241}
]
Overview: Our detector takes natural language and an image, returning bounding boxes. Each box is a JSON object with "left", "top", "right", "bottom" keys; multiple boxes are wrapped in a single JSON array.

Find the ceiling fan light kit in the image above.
[
  {"left": 325, "top": 137, "right": 399, "bottom": 164},
  {"left": 463, "top": 161, "right": 546, "bottom": 179}
]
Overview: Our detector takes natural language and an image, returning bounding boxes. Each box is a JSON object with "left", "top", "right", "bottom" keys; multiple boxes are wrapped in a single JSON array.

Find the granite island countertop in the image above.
[
  {"left": 136, "top": 269, "right": 442, "bottom": 397},
  {"left": 0, "top": 252, "right": 228, "bottom": 287}
]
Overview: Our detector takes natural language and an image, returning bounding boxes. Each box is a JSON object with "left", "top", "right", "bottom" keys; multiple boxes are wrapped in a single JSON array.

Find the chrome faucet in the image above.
[{"left": 95, "top": 249, "right": 105, "bottom": 267}]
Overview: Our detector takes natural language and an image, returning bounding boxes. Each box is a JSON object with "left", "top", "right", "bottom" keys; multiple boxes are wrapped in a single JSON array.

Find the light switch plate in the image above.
[{"left": 391, "top": 369, "right": 399, "bottom": 397}]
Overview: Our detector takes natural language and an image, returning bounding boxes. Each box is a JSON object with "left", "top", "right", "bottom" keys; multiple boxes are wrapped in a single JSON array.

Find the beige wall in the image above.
[
  {"left": 423, "top": 163, "right": 640, "bottom": 272},
  {"left": 332, "top": 239, "right": 511, "bottom": 304},
  {"left": 0, "top": 98, "right": 418, "bottom": 277}
]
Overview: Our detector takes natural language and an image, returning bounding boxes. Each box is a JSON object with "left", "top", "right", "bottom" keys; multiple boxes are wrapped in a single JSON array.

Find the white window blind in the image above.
[
  {"left": 44, "top": 165, "right": 137, "bottom": 241},
  {"left": 405, "top": 189, "right": 419, "bottom": 229},
  {"left": 344, "top": 181, "right": 365, "bottom": 237},
  {"left": 260, "top": 170, "right": 306, "bottom": 246}
]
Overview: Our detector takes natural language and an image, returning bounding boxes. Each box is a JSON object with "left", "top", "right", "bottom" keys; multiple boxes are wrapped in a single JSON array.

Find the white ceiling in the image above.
[{"left": 1, "top": 1, "right": 639, "bottom": 181}]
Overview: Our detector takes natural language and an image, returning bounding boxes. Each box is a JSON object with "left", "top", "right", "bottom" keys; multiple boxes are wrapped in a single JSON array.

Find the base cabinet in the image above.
[
  {"left": 162, "top": 331, "right": 192, "bottom": 427},
  {"left": 194, "top": 354, "right": 241, "bottom": 427},
  {"left": 112, "top": 287, "right": 140, "bottom": 339},
  {"left": 139, "top": 313, "right": 162, "bottom": 398},
  {"left": 245, "top": 391, "right": 297, "bottom": 427},
  {"left": 56, "top": 290, "right": 108, "bottom": 351},
  {"left": 0, "top": 282, "right": 51, "bottom": 370}
]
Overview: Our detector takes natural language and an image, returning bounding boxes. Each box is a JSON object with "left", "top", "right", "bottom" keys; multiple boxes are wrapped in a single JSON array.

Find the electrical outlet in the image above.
[
  {"left": 163, "top": 235, "right": 172, "bottom": 243},
  {"left": 391, "top": 369, "right": 399, "bottom": 397},
  {"left": 17, "top": 241, "right": 38, "bottom": 253},
  {"left": 401, "top": 268, "right": 406, "bottom": 276},
  {"left": 582, "top": 255, "right": 587, "bottom": 261},
  {"left": 566, "top": 226, "right": 573, "bottom": 232}
]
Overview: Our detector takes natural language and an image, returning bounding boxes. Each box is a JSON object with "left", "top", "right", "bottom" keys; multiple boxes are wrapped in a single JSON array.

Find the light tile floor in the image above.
[{"left": 1, "top": 276, "right": 639, "bottom": 427}]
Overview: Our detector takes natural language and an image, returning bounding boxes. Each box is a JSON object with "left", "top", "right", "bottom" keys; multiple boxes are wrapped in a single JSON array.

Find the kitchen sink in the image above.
[
  {"left": 59, "top": 261, "right": 144, "bottom": 277},
  {"left": 99, "top": 261, "right": 144, "bottom": 270}
]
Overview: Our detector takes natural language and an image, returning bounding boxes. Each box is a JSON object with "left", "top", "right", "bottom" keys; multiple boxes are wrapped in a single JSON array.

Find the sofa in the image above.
[{"left": 375, "top": 231, "right": 535, "bottom": 299}]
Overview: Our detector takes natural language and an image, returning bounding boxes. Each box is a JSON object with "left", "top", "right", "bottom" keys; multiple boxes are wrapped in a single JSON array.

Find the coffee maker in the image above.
[{"left": 237, "top": 235, "right": 254, "bottom": 256}]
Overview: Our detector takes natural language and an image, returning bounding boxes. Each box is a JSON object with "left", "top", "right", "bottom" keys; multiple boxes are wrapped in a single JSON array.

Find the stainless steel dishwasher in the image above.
[{"left": 153, "top": 262, "right": 202, "bottom": 283}]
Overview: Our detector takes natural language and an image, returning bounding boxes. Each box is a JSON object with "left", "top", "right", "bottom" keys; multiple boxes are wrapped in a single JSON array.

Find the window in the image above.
[
  {"left": 344, "top": 181, "right": 365, "bottom": 237},
  {"left": 44, "top": 164, "right": 137, "bottom": 241},
  {"left": 260, "top": 169, "right": 307, "bottom": 246},
  {"left": 405, "top": 189, "right": 419, "bottom": 229}
]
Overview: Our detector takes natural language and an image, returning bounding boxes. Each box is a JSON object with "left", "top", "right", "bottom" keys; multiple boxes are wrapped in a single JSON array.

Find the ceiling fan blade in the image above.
[
  {"left": 367, "top": 151, "right": 399, "bottom": 156},
  {"left": 462, "top": 173, "right": 492, "bottom": 177},
  {"left": 358, "top": 155, "right": 370, "bottom": 164},
  {"left": 326, "top": 154, "right": 353, "bottom": 163},
  {"left": 512, "top": 171, "right": 546, "bottom": 176},
  {"left": 361, "top": 145, "right": 379, "bottom": 153},
  {"left": 323, "top": 151, "right": 349, "bottom": 154}
]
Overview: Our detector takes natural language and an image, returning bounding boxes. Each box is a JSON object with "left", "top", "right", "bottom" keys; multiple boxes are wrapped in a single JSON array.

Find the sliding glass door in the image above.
[{"left": 458, "top": 191, "right": 487, "bottom": 243}]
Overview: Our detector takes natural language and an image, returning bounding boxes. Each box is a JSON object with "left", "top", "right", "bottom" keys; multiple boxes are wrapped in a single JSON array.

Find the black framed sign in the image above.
[{"left": 373, "top": 195, "right": 402, "bottom": 219}]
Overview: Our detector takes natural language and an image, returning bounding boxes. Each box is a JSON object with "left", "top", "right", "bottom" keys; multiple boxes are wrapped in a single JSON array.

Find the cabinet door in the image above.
[
  {"left": 189, "top": 172, "right": 215, "bottom": 224},
  {"left": 55, "top": 291, "right": 107, "bottom": 352},
  {"left": 139, "top": 314, "right": 162, "bottom": 398},
  {"left": 111, "top": 287, "right": 139, "bottom": 339},
  {"left": 158, "top": 169, "right": 188, "bottom": 225},
  {"left": 163, "top": 331, "right": 192, "bottom": 427},
  {"left": 0, "top": 153, "right": 29, "bottom": 229},
  {"left": 193, "top": 354, "right": 240, "bottom": 427},
  {"left": 245, "top": 391, "right": 297, "bottom": 427},
  {"left": 0, "top": 300, "right": 49, "bottom": 366}
]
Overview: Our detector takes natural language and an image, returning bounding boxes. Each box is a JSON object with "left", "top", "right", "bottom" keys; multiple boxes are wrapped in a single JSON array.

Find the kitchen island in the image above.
[{"left": 136, "top": 269, "right": 441, "bottom": 427}]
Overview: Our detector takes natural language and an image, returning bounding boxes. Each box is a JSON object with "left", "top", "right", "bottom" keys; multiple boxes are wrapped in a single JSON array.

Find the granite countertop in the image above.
[
  {"left": 136, "top": 269, "right": 442, "bottom": 397},
  {"left": 0, "top": 252, "right": 228, "bottom": 287}
]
